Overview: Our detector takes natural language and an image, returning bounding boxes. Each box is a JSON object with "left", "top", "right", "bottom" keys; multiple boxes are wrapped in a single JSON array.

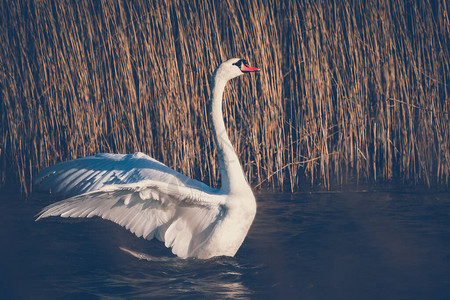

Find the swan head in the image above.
[{"left": 214, "top": 58, "right": 260, "bottom": 81}]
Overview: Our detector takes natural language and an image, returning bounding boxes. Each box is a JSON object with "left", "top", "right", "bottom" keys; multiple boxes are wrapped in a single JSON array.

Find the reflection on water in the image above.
[
  {"left": 1, "top": 188, "right": 450, "bottom": 299},
  {"left": 102, "top": 254, "right": 252, "bottom": 299},
  {"left": 62, "top": 255, "right": 254, "bottom": 299},
  {"left": 114, "top": 247, "right": 252, "bottom": 298}
]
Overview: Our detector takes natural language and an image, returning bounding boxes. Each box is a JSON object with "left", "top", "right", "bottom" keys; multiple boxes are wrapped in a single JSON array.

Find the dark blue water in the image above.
[{"left": 1, "top": 189, "right": 450, "bottom": 299}]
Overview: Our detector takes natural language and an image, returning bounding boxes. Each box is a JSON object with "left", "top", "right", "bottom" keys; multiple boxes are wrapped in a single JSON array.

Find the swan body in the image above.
[{"left": 35, "top": 58, "right": 259, "bottom": 259}]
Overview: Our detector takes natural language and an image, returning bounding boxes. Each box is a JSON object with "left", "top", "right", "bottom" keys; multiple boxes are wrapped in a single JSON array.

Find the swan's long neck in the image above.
[{"left": 209, "top": 74, "right": 249, "bottom": 194}]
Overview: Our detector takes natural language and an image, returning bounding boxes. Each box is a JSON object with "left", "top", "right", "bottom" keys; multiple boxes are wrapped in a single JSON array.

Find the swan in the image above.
[{"left": 35, "top": 58, "right": 260, "bottom": 259}]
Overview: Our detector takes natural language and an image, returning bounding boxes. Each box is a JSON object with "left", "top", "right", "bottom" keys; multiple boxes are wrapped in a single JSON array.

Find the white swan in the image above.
[{"left": 35, "top": 58, "right": 260, "bottom": 259}]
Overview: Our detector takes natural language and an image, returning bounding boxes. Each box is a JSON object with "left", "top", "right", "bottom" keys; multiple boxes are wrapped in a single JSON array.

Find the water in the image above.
[{"left": 1, "top": 188, "right": 450, "bottom": 299}]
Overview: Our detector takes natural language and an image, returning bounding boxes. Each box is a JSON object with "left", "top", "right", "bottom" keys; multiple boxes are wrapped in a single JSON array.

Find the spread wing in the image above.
[
  {"left": 34, "top": 152, "right": 226, "bottom": 258},
  {"left": 36, "top": 180, "right": 226, "bottom": 258},
  {"left": 34, "top": 152, "right": 214, "bottom": 197}
]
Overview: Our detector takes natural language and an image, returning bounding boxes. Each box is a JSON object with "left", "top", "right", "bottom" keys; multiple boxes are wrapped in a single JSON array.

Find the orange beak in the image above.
[{"left": 241, "top": 64, "right": 260, "bottom": 72}]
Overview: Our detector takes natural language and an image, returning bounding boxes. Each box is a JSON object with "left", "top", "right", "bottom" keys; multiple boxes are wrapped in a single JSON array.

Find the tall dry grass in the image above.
[{"left": 1, "top": 0, "right": 449, "bottom": 194}]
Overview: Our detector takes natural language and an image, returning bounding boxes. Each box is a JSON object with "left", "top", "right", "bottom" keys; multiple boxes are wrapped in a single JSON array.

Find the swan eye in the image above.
[{"left": 232, "top": 59, "right": 249, "bottom": 69}]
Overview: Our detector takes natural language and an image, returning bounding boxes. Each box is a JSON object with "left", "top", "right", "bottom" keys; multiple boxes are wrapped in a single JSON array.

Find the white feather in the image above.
[{"left": 36, "top": 180, "right": 225, "bottom": 258}]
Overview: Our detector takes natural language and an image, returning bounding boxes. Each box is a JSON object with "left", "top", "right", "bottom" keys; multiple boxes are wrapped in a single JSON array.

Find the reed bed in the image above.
[{"left": 1, "top": 0, "right": 449, "bottom": 194}]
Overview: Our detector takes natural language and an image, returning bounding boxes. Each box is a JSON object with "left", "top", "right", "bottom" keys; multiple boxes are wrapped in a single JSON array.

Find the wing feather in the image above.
[
  {"left": 35, "top": 152, "right": 226, "bottom": 258},
  {"left": 34, "top": 152, "right": 216, "bottom": 197},
  {"left": 36, "top": 180, "right": 226, "bottom": 258}
]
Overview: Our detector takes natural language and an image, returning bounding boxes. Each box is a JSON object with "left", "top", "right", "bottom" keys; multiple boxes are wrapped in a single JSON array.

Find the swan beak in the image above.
[{"left": 241, "top": 64, "right": 260, "bottom": 73}]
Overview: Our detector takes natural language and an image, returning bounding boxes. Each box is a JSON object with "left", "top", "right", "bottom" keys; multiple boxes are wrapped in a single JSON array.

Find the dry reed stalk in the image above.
[{"left": 0, "top": 0, "right": 448, "bottom": 195}]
